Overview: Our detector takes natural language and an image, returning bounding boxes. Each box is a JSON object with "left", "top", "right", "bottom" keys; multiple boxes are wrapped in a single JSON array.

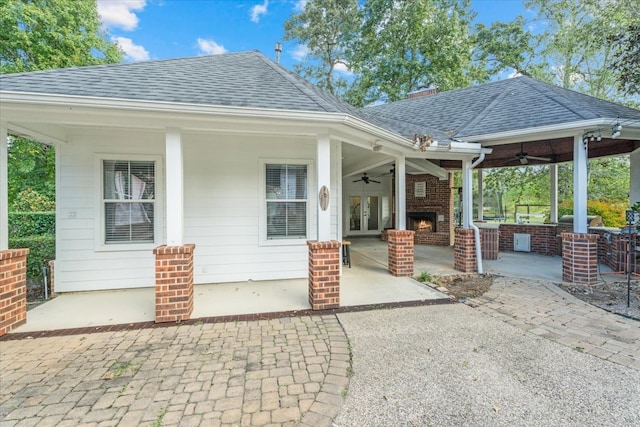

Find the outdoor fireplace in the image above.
[{"left": 407, "top": 212, "right": 437, "bottom": 233}]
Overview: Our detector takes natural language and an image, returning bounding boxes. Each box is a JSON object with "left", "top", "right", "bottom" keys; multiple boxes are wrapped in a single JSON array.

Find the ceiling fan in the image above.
[
  {"left": 353, "top": 173, "right": 380, "bottom": 184},
  {"left": 513, "top": 142, "right": 552, "bottom": 165}
]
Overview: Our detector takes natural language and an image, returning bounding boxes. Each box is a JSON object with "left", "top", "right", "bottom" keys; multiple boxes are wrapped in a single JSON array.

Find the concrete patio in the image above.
[{"left": 11, "top": 237, "right": 612, "bottom": 334}]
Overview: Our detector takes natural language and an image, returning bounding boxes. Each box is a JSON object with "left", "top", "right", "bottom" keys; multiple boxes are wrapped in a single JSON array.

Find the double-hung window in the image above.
[
  {"left": 265, "top": 164, "right": 308, "bottom": 240},
  {"left": 102, "top": 160, "right": 155, "bottom": 244}
]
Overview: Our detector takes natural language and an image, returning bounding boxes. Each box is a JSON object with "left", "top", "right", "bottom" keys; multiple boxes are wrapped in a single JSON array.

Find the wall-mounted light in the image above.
[{"left": 611, "top": 123, "right": 622, "bottom": 139}]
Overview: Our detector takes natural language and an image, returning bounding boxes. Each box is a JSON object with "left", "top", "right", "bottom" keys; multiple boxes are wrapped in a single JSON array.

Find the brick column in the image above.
[
  {"left": 0, "top": 249, "right": 29, "bottom": 336},
  {"left": 454, "top": 228, "right": 477, "bottom": 273},
  {"left": 561, "top": 233, "right": 598, "bottom": 284},
  {"left": 307, "top": 240, "right": 341, "bottom": 311},
  {"left": 387, "top": 230, "right": 415, "bottom": 277},
  {"left": 154, "top": 244, "right": 195, "bottom": 323},
  {"left": 480, "top": 228, "right": 499, "bottom": 260}
]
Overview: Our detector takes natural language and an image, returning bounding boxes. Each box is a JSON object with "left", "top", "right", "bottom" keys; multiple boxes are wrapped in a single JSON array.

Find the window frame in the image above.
[
  {"left": 94, "top": 154, "right": 164, "bottom": 252},
  {"left": 259, "top": 159, "right": 312, "bottom": 246}
]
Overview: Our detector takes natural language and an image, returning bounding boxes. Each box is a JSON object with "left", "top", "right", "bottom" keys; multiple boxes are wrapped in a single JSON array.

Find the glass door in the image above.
[{"left": 348, "top": 195, "right": 380, "bottom": 234}]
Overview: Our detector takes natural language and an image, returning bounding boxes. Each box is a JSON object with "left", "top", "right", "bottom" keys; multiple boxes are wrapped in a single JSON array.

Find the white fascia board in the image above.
[{"left": 466, "top": 118, "right": 640, "bottom": 144}]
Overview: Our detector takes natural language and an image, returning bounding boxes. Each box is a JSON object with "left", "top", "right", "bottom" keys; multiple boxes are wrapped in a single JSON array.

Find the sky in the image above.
[{"left": 97, "top": 0, "right": 529, "bottom": 72}]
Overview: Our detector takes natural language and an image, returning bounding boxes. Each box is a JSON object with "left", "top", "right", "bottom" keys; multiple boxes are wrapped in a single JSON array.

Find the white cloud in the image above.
[
  {"left": 113, "top": 36, "right": 150, "bottom": 61},
  {"left": 291, "top": 44, "right": 309, "bottom": 61},
  {"left": 197, "top": 38, "right": 228, "bottom": 55},
  {"left": 251, "top": 0, "right": 269, "bottom": 23},
  {"left": 293, "top": 0, "right": 308, "bottom": 12},
  {"left": 334, "top": 62, "right": 353, "bottom": 76},
  {"left": 98, "top": 0, "right": 146, "bottom": 31}
]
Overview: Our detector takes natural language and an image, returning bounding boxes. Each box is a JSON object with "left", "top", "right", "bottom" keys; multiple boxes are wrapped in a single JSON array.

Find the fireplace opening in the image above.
[{"left": 407, "top": 212, "right": 437, "bottom": 232}]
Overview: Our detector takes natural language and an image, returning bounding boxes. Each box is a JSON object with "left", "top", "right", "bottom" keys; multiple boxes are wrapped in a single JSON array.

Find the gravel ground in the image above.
[{"left": 334, "top": 305, "right": 640, "bottom": 427}]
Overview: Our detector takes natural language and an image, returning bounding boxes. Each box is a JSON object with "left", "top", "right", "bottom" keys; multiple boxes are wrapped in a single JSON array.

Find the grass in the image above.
[
  {"left": 106, "top": 361, "right": 140, "bottom": 379},
  {"left": 151, "top": 407, "right": 167, "bottom": 427},
  {"left": 418, "top": 270, "right": 434, "bottom": 283}
]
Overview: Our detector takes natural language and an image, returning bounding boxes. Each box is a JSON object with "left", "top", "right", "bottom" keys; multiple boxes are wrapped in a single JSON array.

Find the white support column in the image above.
[
  {"left": 165, "top": 129, "right": 184, "bottom": 246},
  {"left": 573, "top": 135, "right": 588, "bottom": 233},
  {"left": 477, "top": 169, "right": 483, "bottom": 221},
  {"left": 0, "top": 125, "right": 8, "bottom": 250},
  {"left": 631, "top": 147, "right": 640, "bottom": 207},
  {"left": 462, "top": 159, "right": 473, "bottom": 228},
  {"left": 395, "top": 154, "right": 406, "bottom": 230},
  {"left": 332, "top": 140, "right": 342, "bottom": 241},
  {"left": 316, "top": 134, "right": 331, "bottom": 241},
  {"left": 550, "top": 164, "right": 559, "bottom": 223}
]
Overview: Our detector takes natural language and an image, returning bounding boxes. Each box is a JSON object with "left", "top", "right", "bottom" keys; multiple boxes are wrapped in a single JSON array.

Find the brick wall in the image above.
[
  {"left": 498, "top": 223, "right": 558, "bottom": 256},
  {"left": 307, "top": 240, "right": 341, "bottom": 310},
  {"left": 406, "top": 173, "right": 453, "bottom": 246},
  {"left": 387, "top": 230, "right": 415, "bottom": 277},
  {"left": 589, "top": 228, "right": 638, "bottom": 274},
  {"left": 153, "top": 244, "right": 195, "bottom": 323},
  {"left": 0, "top": 249, "right": 29, "bottom": 336},
  {"left": 480, "top": 228, "right": 499, "bottom": 260},
  {"left": 561, "top": 233, "right": 598, "bottom": 284},
  {"left": 454, "top": 228, "right": 477, "bottom": 273}
]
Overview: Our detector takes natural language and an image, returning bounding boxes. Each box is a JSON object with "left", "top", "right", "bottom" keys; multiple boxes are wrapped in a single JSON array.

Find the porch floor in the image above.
[
  {"left": 14, "top": 241, "right": 448, "bottom": 333},
  {"left": 14, "top": 237, "right": 611, "bottom": 333}
]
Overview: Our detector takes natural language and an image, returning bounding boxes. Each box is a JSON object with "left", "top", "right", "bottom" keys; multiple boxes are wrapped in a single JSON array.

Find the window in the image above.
[
  {"left": 102, "top": 160, "right": 155, "bottom": 244},
  {"left": 265, "top": 164, "right": 308, "bottom": 240}
]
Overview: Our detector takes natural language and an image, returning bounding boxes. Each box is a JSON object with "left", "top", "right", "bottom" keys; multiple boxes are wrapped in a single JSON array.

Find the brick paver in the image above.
[
  {"left": 468, "top": 277, "right": 640, "bottom": 371},
  {"left": 0, "top": 316, "right": 350, "bottom": 426}
]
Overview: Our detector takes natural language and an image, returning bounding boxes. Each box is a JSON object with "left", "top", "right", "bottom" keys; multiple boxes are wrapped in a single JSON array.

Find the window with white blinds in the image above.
[
  {"left": 103, "top": 160, "right": 155, "bottom": 244},
  {"left": 265, "top": 164, "right": 307, "bottom": 240}
]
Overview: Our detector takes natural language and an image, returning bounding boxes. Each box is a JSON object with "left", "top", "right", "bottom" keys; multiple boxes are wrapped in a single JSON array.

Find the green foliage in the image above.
[
  {"left": 283, "top": 0, "right": 359, "bottom": 97},
  {"left": 418, "top": 270, "right": 433, "bottom": 283},
  {"left": 347, "top": 0, "right": 481, "bottom": 105},
  {"left": 9, "top": 212, "right": 55, "bottom": 237},
  {"left": 0, "top": 0, "right": 122, "bottom": 73},
  {"left": 9, "top": 235, "right": 55, "bottom": 283},
  {"left": 558, "top": 200, "right": 627, "bottom": 228},
  {"left": 11, "top": 188, "right": 55, "bottom": 212},
  {"left": 7, "top": 138, "right": 56, "bottom": 206},
  {"left": 610, "top": 23, "right": 640, "bottom": 96}
]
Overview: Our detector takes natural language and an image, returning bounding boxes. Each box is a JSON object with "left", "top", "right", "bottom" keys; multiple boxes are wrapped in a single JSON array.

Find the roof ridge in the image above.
[
  {"left": 253, "top": 52, "right": 342, "bottom": 113},
  {"left": 453, "top": 81, "right": 517, "bottom": 137},
  {"left": 518, "top": 77, "right": 597, "bottom": 120}
]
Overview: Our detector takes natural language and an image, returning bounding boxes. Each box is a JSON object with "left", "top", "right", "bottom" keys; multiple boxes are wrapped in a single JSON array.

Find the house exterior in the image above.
[
  {"left": 1, "top": 50, "right": 639, "bottom": 306},
  {"left": 0, "top": 51, "right": 485, "bottom": 296}
]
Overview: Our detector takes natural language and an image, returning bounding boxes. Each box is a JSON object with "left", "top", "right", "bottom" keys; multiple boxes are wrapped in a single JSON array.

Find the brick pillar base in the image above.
[
  {"left": 480, "top": 228, "right": 499, "bottom": 260},
  {"left": 387, "top": 230, "right": 415, "bottom": 277},
  {"left": 1, "top": 249, "right": 29, "bottom": 336},
  {"left": 307, "top": 240, "right": 341, "bottom": 310},
  {"left": 154, "top": 244, "right": 195, "bottom": 323},
  {"left": 454, "top": 228, "right": 477, "bottom": 273},
  {"left": 562, "top": 233, "right": 598, "bottom": 284}
]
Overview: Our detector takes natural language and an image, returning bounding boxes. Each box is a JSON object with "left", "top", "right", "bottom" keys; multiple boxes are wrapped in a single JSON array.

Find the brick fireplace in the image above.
[{"left": 405, "top": 173, "right": 454, "bottom": 246}]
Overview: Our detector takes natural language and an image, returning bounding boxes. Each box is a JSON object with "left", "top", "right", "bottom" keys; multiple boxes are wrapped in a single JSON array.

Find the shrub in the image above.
[
  {"left": 557, "top": 199, "right": 627, "bottom": 228},
  {"left": 9, "top": 235, "right": 55, "bottom": 285},
  {"left": 8, "top": 212, "right": 55, "bottom": 237},
  {"left": 10, "top": 188, "right": 55, "bottom": 212}
]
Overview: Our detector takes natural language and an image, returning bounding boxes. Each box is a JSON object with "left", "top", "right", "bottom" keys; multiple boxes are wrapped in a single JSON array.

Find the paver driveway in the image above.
[{"left": 0, "top": 316, "right": 350, "bottom": 427}]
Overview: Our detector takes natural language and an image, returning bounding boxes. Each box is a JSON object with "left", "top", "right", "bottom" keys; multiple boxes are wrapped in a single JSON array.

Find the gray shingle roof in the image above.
[
  {"left": 0, "top": 51, "right": 363, "bottom": 116},
  {"left": 366, "top": 76, "right": 640, "bottom": 138}
]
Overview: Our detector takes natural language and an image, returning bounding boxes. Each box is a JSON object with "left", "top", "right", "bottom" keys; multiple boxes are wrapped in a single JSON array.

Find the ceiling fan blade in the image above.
[
  {"left": 353, "top": 178, "right": 361, "bottom": 183},
  {"left": 527, "top": 155, "right": 552, "bottom": 162},
  {"left": 370, "top": 180, "right": 381, "bottom": 183}
]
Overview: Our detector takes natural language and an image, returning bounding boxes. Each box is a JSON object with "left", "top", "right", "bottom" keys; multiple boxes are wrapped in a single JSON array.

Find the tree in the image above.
[
  {"left": 1, "top": 0, "right": 122, "bottom": 209},
  {"left": 346, "top": 0, "right": 483, "bottom": 106},
  {"left": 283, "top": 0, "right": 360, "bottom": 97},
  {"left": 0, "top": 0, "right": 122, "bottom": 73},
  {"left": 610, "top": 24, "right": 640, "bottom": 96}
]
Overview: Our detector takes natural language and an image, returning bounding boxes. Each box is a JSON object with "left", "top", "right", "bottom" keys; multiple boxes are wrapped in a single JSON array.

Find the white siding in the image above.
[
  {"left": 56, "top": 130, "right": 340, "bottom": 291},
  {"left": 183, "top": 133, "right": 317, "bottom": 283},
  {"left": 56, "top": 129, "right": 165, "bottom": 292}
]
